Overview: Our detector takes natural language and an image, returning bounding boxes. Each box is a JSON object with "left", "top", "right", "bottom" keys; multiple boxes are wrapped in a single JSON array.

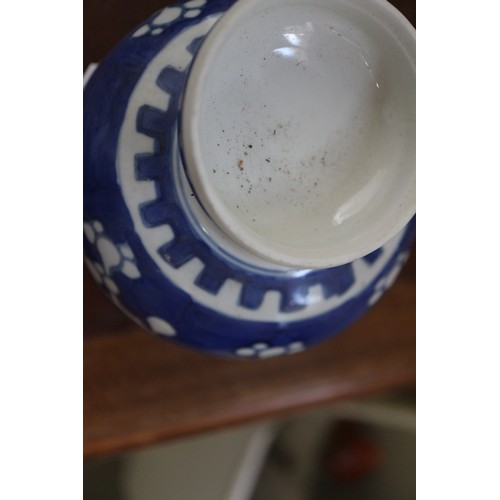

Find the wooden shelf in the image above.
[{"left": 84, "top": 0, "right": 416, "bottom": 460}]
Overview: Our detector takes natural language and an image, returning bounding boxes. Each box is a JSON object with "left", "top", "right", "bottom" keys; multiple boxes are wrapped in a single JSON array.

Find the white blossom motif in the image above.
[
  {"left": 84, "top": 257, "right": 119, "bottom": 295},
  {"left": 147, "top": 316, "right": 177, "bottom": 337},
  {"left": 132, "top": 0, "right": 207, "bottom": 38},
  {"left": 84, "top": 220, "right": 141, "bottom": 297},
  {"left": 368, "top": 251, "right": 409, "bottom": 306},
  {"left": 236, "top": 341, "right": 305, "bottom": 359}
]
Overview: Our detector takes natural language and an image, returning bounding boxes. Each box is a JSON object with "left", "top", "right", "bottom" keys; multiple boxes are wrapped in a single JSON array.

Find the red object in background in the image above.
[{"left": 324, "top": 420, "right": 383, "bottom": 482}]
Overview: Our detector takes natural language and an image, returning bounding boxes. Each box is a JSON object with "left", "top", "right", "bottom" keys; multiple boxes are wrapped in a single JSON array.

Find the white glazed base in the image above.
[{"left": 182, "top": 0, "right": 415, "bottom": 268}]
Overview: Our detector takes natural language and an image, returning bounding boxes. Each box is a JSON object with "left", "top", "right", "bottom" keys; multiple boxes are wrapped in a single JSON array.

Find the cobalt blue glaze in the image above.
[{"left": 84, "top": 0, "right": 415, "bottom": 358}]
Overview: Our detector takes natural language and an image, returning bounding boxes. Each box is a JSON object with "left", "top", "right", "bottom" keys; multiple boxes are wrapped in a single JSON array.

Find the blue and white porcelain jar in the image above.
[{"left": 84, "top": 0, "right": 416, "bottom": 358}]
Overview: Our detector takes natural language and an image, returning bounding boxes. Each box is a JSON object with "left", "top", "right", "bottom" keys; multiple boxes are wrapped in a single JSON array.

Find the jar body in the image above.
[{"left": 84, "top": 0, "right": 415, "bottom": 358}]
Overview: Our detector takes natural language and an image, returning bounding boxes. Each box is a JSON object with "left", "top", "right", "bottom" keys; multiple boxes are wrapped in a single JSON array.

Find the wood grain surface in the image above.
[{"left": 84, "top": 0, "right": 416, "bottom": 460}]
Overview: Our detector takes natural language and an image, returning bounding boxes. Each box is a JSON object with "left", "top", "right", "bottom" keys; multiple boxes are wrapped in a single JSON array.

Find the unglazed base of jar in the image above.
[{"left": 181, "top": 0, "right": 415, "bottom": 269}]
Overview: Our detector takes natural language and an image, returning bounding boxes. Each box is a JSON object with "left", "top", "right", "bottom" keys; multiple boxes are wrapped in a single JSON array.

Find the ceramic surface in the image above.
[
  {"left": 182, "top": 0, "right": 415, "bottom": 268},
  {"left": 84, "top": 0, "right": 416, "bottom": 358}
]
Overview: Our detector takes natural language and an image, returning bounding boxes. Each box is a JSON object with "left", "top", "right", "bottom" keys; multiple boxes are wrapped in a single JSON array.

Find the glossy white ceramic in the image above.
[{"left": 182, "top": 0, "right": 415, "bottom": 268}]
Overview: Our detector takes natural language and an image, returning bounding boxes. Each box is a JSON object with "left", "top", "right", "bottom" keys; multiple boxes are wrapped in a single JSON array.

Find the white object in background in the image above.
[{"left": 121, "top": 423, "right": 275, "bottom": 500}]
